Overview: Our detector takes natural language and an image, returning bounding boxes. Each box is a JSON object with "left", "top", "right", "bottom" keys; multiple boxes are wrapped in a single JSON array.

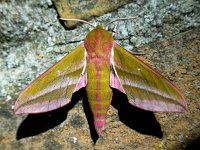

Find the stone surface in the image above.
[
  {"left": 0, "top": 0, "right": 200, "bottom": 149},
  {"left": 52, "top": 0, "right": 132, "bottom": 28}
]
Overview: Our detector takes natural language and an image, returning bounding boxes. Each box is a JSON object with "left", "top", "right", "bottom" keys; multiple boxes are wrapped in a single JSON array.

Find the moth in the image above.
[{"left": 14, "top": 18, "right": 187, "bottom": 135}]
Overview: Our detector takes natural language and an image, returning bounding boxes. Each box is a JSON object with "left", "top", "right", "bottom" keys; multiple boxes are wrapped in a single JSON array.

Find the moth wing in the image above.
[
  {"left": 15, "top": 44, "right": 87, "bottom": 114},
  {"left": 110, "top": 42, "right": 187, "bottom": 112}
]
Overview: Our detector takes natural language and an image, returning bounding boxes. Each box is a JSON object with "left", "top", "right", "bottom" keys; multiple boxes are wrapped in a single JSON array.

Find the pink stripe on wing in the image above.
[{"left": 110, "top": 71, "right": 125, "bottom": 93}]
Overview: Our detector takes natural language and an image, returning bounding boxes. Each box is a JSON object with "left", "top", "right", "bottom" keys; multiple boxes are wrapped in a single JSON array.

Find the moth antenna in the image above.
[
  {"left": 59, "top": 18, "right": 95, "bottom": 28},
  {"left": 105, "top": 16, "right": 138, "bottom": 28}
]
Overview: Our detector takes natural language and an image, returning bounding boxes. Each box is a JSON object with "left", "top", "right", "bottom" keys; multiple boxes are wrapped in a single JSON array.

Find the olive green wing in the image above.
[
  {"left": 110, "top": 42, "right": 187, "bottom": 112},
  {"left": 15, "top": 44, "right": 87, "bottom": 114}
]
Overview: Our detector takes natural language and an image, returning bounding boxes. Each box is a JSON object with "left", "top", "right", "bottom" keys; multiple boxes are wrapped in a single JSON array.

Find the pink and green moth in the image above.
[{"left": 14, "top": 18, "right": 187, "bottom": 135}]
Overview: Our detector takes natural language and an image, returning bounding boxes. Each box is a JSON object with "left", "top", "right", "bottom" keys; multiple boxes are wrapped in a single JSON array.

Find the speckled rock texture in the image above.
[
  {"left": 52, "top": 0, "right": 132, "bottom": 28},
  {"left": 0, "top": 0, "right": 200, "bottom": 149}
]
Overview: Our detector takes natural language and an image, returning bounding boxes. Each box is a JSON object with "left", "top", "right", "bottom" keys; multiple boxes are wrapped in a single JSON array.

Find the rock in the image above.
[{"left": 52, "top": 0, "right": 133, "bottom": 28}]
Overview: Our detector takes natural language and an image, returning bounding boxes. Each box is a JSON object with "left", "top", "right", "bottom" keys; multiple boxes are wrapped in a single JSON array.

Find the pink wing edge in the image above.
[
  {"left": 14, "top": 73, "right": 87, "bottom": 114},
  {"left": 110, "top": 71, "right": 187, "bottom": 112}
]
